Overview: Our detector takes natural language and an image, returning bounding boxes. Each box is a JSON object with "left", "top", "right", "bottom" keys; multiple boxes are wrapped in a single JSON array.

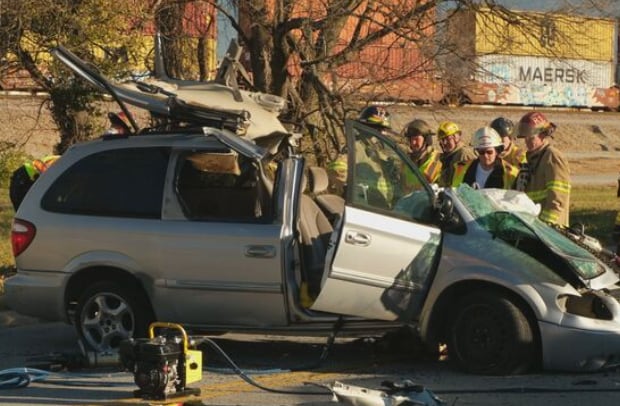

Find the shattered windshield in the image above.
[{"left": 455, "top": 184, "right": 604, "bottom": 279}]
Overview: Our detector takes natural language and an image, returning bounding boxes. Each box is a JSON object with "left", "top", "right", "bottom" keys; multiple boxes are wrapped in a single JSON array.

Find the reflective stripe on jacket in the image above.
[
  {"left": 408, "top": 146, "right": 442, "bottom": 184},
  {"left": 451, "top": 158, "right": 518, "bottom": 189},
  {"left": 524, "top": 143, "right": 571, "bottom": 227},
  {"left": 439, "top": 144, "right": 477, "bottom": 187}
]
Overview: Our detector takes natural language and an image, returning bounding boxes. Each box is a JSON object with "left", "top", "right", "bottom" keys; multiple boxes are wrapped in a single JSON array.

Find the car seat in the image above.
[
  {"left": 298, "top": 171, "right": 334, "bottom": 299},
  {"left": 307, "top": 166, "right": 345, "bottom": 224}
]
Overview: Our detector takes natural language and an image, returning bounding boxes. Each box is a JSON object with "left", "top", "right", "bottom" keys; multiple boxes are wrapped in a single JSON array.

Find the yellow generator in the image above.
[{"left": 119, "top": 322, "right": 202, "bottom": 400}]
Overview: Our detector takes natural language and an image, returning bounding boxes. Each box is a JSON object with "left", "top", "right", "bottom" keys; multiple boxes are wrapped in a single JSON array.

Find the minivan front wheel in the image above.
[
  {"left": 75, "top": 281, "right": 152, "bottom": 352},
  {"left": 448, "top": 291, "right": 536, "bottom": 375}
]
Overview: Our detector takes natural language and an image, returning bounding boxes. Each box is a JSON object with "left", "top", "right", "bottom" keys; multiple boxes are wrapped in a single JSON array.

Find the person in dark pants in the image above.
[{"left": 9, "top": 155, "right": 60, "bottom": 211}]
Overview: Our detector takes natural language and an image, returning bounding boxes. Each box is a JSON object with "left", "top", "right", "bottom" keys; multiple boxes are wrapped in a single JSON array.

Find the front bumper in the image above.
[
  {"left": 3, "top": 270, "right": 68, "bottom": 322},
  {"left": 540, "top": 320, "right": 620, "bottom": 371}
]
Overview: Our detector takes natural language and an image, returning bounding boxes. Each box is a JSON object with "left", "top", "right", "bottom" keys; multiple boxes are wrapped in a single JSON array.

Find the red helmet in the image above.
[{"left": 517, "top": 112, "right": 556, "bottom": 138}]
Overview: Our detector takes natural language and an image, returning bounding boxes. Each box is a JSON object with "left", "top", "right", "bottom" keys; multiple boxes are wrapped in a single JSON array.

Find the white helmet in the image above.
[{"left": 472, "top": 127, "right": 503, "bottom": 150}]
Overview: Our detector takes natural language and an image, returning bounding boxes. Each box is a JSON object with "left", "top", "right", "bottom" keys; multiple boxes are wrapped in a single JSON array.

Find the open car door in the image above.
[{"left": 310, "top": 120, "right": 441, "bottom": 321}]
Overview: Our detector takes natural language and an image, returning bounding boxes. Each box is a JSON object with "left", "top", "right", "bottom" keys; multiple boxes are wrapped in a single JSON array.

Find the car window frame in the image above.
[{"left": 40, "top": 146, "right": 170, "bottom": 219}]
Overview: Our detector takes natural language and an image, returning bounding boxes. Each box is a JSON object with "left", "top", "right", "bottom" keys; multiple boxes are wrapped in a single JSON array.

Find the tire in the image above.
[
  {"left": 448, "top": 291, "right": 536, "bottom": 375},
  {"left": 75, "top": 281, "right": 153, "bottom": 352}
]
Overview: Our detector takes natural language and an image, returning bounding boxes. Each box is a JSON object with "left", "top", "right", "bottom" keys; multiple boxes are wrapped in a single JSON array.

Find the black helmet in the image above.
[
  {"left": 490, "top": 117, "right": 515, "bottom": 139},
  {"left": 403, "top": 119, "right": 434, "bottom": 147},
  {"left": 358, "top": 105, "right": 391, "bottom": 129}
]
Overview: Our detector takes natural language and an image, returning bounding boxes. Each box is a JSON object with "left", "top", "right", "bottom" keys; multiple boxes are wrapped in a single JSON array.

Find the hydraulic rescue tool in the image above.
[{"left": 119, "top": 322, "right": 202, "bottom": 400}]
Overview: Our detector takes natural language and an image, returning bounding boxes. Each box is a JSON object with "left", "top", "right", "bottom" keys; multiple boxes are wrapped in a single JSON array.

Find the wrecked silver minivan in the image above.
[{"left": 6, "top": 45, "right": 620, "bottom": 376}]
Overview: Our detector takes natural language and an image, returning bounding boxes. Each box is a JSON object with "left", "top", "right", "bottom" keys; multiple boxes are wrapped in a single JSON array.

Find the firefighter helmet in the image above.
[
  {"left": 403, "top": 119, "right": 434, "bottom": 146},
  {"left": 358, "top": 105, "right": 391, "bottom": 129},
  {"left": 517, "top": 112, "right": 556, "bottom": 138},
  {"left": 437, "top": 121, "right": 461, "bottom": 139},
  {"left": 490, "top": 117, "right": 515, "bottom": 139},
  {"left": 472, "top": 127, "right": 503, "bottom": 151}
]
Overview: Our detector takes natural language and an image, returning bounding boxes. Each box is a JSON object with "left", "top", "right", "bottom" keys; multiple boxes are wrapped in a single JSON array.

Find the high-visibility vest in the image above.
[
  {"left": 501, "top": 143, "right": 527, "bottom": 167},
  {"left": 452, "top": 158, "right": 518, "bottom": 189},
  {"left": 409, "top": 147, "right": 442, "bottom": 184},
  {"left": 439, "top": 145, "right": 477, "bottom": 187},
  {"left": 23, "top": 155, "right": 60, "bottom": 181}
]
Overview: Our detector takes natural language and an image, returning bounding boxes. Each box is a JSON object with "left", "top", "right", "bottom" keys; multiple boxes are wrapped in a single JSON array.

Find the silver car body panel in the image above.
[{"left": 311, "top": 206, "right": 440, "bottom": 321}]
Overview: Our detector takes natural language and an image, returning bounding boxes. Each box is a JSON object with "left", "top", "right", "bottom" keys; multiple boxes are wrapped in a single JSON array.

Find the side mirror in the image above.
[
  {"left": 435, "top": 191, "right": 462, "bottom": 231},
  {"left": 436, "top": 191, "right": 454, "bottom": 222}
]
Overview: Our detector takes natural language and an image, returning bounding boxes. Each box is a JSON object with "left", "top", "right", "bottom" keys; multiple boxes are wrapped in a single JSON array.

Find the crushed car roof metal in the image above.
[{"left": 51, "top": 45, "right": 288, "bottom": 140}]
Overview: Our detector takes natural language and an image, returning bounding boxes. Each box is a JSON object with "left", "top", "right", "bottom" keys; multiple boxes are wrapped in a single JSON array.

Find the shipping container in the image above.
[
  {"left": 443, "top": 8, "right": 620, "bottom": 109},
  {"left": 330, "top": 44, "right": 441, "bottom": 103},
  {"left": 452, "top": 8, "right": 617, "bottom": 62},
  {"left": 463, "top": 54, "right": 619, "bottom": 109}
]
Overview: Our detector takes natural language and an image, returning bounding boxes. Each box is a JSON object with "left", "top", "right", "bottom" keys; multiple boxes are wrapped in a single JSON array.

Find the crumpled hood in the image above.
[{"left": 451, "top": 185, "right": 619, "bottom": 289}]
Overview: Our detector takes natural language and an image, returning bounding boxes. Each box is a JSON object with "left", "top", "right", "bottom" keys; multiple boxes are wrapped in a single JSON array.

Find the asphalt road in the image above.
[{"left": 2, "top": 317, "right": 620, "bottom": 405}]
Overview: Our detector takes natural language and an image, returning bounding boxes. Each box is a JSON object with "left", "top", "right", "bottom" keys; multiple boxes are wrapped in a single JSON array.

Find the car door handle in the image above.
[
  {"left": 244, "top": 245, "right": 276, "bottom": 258},
  {"left": 345, "top": 231, "right": 371, "bottom": 247}
]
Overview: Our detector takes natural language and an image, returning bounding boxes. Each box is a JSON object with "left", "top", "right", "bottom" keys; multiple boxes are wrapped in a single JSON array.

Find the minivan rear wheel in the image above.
[
  {"left": 448, "top": 291, "right": 536, "bottom": 375},
  {"left": 75, "top": 281, "right": 153, "bottom": 352}
]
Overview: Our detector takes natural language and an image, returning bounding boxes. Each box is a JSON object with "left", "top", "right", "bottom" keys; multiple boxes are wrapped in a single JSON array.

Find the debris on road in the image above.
[{"left": 327, "top": 380, "right": 444, "bottom": 406}]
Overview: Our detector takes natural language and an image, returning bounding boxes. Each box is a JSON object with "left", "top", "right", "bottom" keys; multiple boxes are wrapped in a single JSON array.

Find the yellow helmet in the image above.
[{"left": 437, "top": 121, "right": 460, "bottom": 139}]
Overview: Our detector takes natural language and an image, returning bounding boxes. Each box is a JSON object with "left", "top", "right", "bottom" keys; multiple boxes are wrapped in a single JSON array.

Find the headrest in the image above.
[{"left": 308, "top": 166, "right": 329, "bottom": 194}]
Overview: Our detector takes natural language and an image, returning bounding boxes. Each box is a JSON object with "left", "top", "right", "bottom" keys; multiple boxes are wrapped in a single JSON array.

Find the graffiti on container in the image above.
[
  {"left": 468, "top": 54, "right": 617, "bottom": 108},
  {"left": 469, "top": 82, "right": 618, "bottom": 108}
]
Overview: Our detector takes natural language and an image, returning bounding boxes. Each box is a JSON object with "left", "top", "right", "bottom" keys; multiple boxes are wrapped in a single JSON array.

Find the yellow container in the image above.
[{"left": 472, "top": 9, "right": 616, "bottom": 62}]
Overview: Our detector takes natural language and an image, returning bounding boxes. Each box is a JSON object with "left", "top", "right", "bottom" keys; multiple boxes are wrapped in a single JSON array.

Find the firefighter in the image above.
[
  {"left": 514, "top": 111, "right": 571, "bottom": 227},
  {"left": 326, "top": 106, "right": 393, "bottom": 200},
  {"left": 490, "top": 116, "right": 526, "bottom": 167},
  {"left": 402, "top": 119, "right": 442, "bottom": 184},
  {"left": 9, "top": 155, "right": 60, "bottom": 211},
  {"left": 352, "top": 105, "right": 396, "bottom": 207},
  {"left": 452, "top": 127, "right": 518, "bottom": 189},
  {"left": 437, "top": 121, "right": 476, "bottom": 187}
]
